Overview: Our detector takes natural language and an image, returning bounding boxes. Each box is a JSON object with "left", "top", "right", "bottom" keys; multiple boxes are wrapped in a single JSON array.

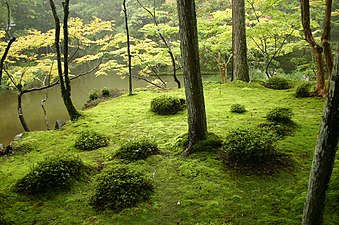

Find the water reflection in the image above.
[{"left": 0, "top": 74, "right": 182, "bottom": 145}]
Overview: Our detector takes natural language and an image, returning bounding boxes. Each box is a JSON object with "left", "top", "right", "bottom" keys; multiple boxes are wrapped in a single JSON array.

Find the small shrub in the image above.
[
  {"left": 115, "top": 139, "right": 160, "bottom": 161},
  {"left": 150, "top": 95, "right": 185, "bottom": 115},
  {"left": 89, "top": 89, "right": 99, "bottom": 101},
  {"left": 75, "top": 130, "right": 109, "bottom": 151},
  {"left": 259, "top": 122, "right": 296, "bottom": 138},
  {"left": 222, "top": 128, "right": 278, "bottom": 163},
  {"left": 266, "top": 107, "right": 293, "bottom": 123},
  {"left": 14, "top": 156, "right": 87, "bottom": 195},
  {"left": 296, "top": 83, "right": 311, "bottom": 98},
  {"left": 101, "top": 87, "right": 110, "bottom": 97},
  {"left": 230, "top": 104, "right": 246, "bottom": 113},
  {"left": 265, "top": 76, "right": 291, "bottom": 90},
  {"left": 90, "top": 166, "right": 154, "bottom": 211}
]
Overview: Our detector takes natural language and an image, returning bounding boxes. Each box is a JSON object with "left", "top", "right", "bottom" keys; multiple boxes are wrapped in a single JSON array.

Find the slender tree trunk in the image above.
[
  {"left": 300, "top": 0, "right": 332, "bottom": 96},
  {"left": 62, "top": 0, "right": 80, "bottom": 120},
  {"left": 17, "top": 91, "right": 30, "bottom": 132},
  {"left": 136, "top": 0, "right": 181, "bottom": 88},
  {"left": 232, "top": 0, "right": 250, "bottom": 82},
  {"left": 0, "top": 37, "right": 16, "bottom": 86},
  {"left": 322, "top": 0, "right": 333, "bottom": 79},
  {"left": 177, "top": 0, "right": 207, "bottom": 156},
  {"left": 123, "top": 0, "right": 133, "bottom": 95},
  {"left": 302, "top": 42, "right": 339, "bottom": 225},
  {"left": 49, "top": 0, "right": 80, "bottom": 120}
]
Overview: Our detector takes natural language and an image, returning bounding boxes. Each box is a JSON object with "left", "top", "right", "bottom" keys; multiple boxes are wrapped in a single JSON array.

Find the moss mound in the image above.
[
  {"left": 115, "top": 139, "right": 160, "bottom": 161},
  {"left": 75, "top": 130, "right": 109, "bottom": 151},
  {"left": 222, "top": 128, "right": 290, "bottom": 174},
  {"left": 90, "top": 166, "right": 154, "bottom": 211},
  {"left": 14, "top": 156, "right": 88, "bottom": 195},
  {"left": 150, "top": 95, "right": 185, "bottom": 115}
]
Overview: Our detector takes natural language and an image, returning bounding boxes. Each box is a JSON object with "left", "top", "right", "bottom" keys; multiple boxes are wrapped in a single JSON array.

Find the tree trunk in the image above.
[
  {"left": 176, "top": 0, "right": 207, "bottom": 156},
  {"left": 300, "top": 0, "right": 332, "bottom": 96},
  {"left": 123, "top": 0, "right": 133, "bottom": 95},
  {"left": 17, "top": 92, "right": 30, "bottom": 132},
  {"left": 0, "top": 37, "right": 16, "bottom": 86},
  {"left": 62, "top": 0, "right": 80, "bottom": 120},
  {"left": 302, "top": 42, "right": 339, "bottom": 225},
  {"left": 49, "top": 0, "right": 80, "bottom": 121},
  {"left": 136, "top": 0, "right": 181, "bottom": 89},
  {"left": 232, "top": 0, "right": 250, "bottom": 82},
  {"left": 322, "top": 0, "right": 333, "bottom": 79}
]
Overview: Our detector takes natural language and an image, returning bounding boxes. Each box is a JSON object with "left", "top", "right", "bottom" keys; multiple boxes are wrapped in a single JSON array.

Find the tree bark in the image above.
[
  {"left": 123, "top": 0, "right": 133, "bottom": 95},
  {"left": 17, "top": 91, "right": 30, "bottom": 132},
  {"left": 232, "top": 0, "right": 250, "bottom": 82},
  {"left": 300, "top": 0, "right": 332, "bottom": 96},
  {"left": 177, "top": 0, "right": 207, "bottom": 156},
  {"left": 322, "top": 0, "right": 333, "bottom": 79},
  {"left": 49, "top": 0, "right": 80, "bottom": 121},
  {"left": 302, "top": 42, "right": 339, "bottom": 225},
  {"left": 0, "top": 37, "right": 16, "bottom": 86}
]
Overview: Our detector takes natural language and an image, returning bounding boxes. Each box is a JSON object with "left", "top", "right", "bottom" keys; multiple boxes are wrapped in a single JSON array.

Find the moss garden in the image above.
[{"left": 0, "top": 81, "right": 338, "bottom": 225}]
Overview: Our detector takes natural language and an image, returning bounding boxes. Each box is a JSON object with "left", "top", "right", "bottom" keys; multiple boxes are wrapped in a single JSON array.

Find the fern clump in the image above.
[
  {"left": 150, "top": 95, "right": 185, "bottom": 115},
  {"left": 14, "top": 156, "right": 88, "bottom": 195},
  {"left": 90, "top": 166, "right": 154, "bottom": 211},
  {"left": 115, "top": 139, "right": 160, "bottom": 161},
  {"left": 75, "top": 130, "right": 109, "bottom": 151}
]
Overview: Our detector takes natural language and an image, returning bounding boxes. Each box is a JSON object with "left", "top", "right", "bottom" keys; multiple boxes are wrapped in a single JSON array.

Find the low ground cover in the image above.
[{"left": 0, "top": 81, "right": 337, "bottom": 225}]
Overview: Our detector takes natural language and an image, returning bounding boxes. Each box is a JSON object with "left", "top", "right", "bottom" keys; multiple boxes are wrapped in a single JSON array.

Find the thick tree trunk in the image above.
[
  {"left": 302, "top": 43, "right": 339, "bottom": 225},
  {"left": 123, "top": 0, "right": 133, "bottom": 95},
  {"left": 232, "top": 0, "right": 250, "bottom": 82},
  {"left": 177, "top": 0, "right": 207, "bottom": 156},
  {"left": 17, "top": 92, "right": 30, "bottom": 132}
]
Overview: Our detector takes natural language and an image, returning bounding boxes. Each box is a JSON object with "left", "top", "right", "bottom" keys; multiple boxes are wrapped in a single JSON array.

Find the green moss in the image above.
[{"left": 0, "top": 82, "right": 333, "bottom": 224}]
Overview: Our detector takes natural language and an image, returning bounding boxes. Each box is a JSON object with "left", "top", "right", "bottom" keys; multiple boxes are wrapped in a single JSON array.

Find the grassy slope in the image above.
[{"left": 0, "top": 82, "right": 338, "bottom": 225}]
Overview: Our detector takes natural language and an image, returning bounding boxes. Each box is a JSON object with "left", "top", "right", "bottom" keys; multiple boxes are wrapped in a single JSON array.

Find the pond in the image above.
[{"left": 0, "top": 73, "right": 184, "bottom": 146}]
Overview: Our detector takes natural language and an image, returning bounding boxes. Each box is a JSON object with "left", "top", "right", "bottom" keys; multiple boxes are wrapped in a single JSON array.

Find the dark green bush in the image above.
[
  {"left": 230, "top": 104, "right": 246, "bottom": 113},
  {"left": 90, "top": 166, "right": 154, "bottom": 211},
  {"left": 75, "top": 130, "right": 109, "bottom": 151},
  {"left": 266, "top": 107, "right": 293, "bottom": 123},
  {"left": 115, "top": 139, "right": 160, "bottom": 161},
  {"left": 14, "top": 156, "right": 87, "bottom": 195},
  {"left": 101, "top": 87, "right": 110, "bottom": 97},
  {"left": 223, "top": 128, "right": 278, "bottom": 163},
  {"left": 259, "top": 122, "right": 296, "bottom": 138},
  {"left": 295, "top": 83, "right": 312, "bottom": 98},
  {"left": 265, "top": 76, "right": 291, "bottom": 90},
  {"left": 89, "top": 89, "right": 99, "bottom": 101},
  {"left": 150, "top": 95, "right": 185, "bottom": 115}
]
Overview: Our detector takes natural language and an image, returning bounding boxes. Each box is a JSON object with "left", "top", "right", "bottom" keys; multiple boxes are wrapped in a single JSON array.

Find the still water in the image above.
[{"left": 0, "top": 74, "right": 182, "bottom": 145}]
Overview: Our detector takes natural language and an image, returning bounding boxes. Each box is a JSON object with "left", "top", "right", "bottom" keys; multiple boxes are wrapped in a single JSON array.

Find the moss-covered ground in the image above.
[{"left": 1, "top": 81, "right": 338, "bottom": 224}]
